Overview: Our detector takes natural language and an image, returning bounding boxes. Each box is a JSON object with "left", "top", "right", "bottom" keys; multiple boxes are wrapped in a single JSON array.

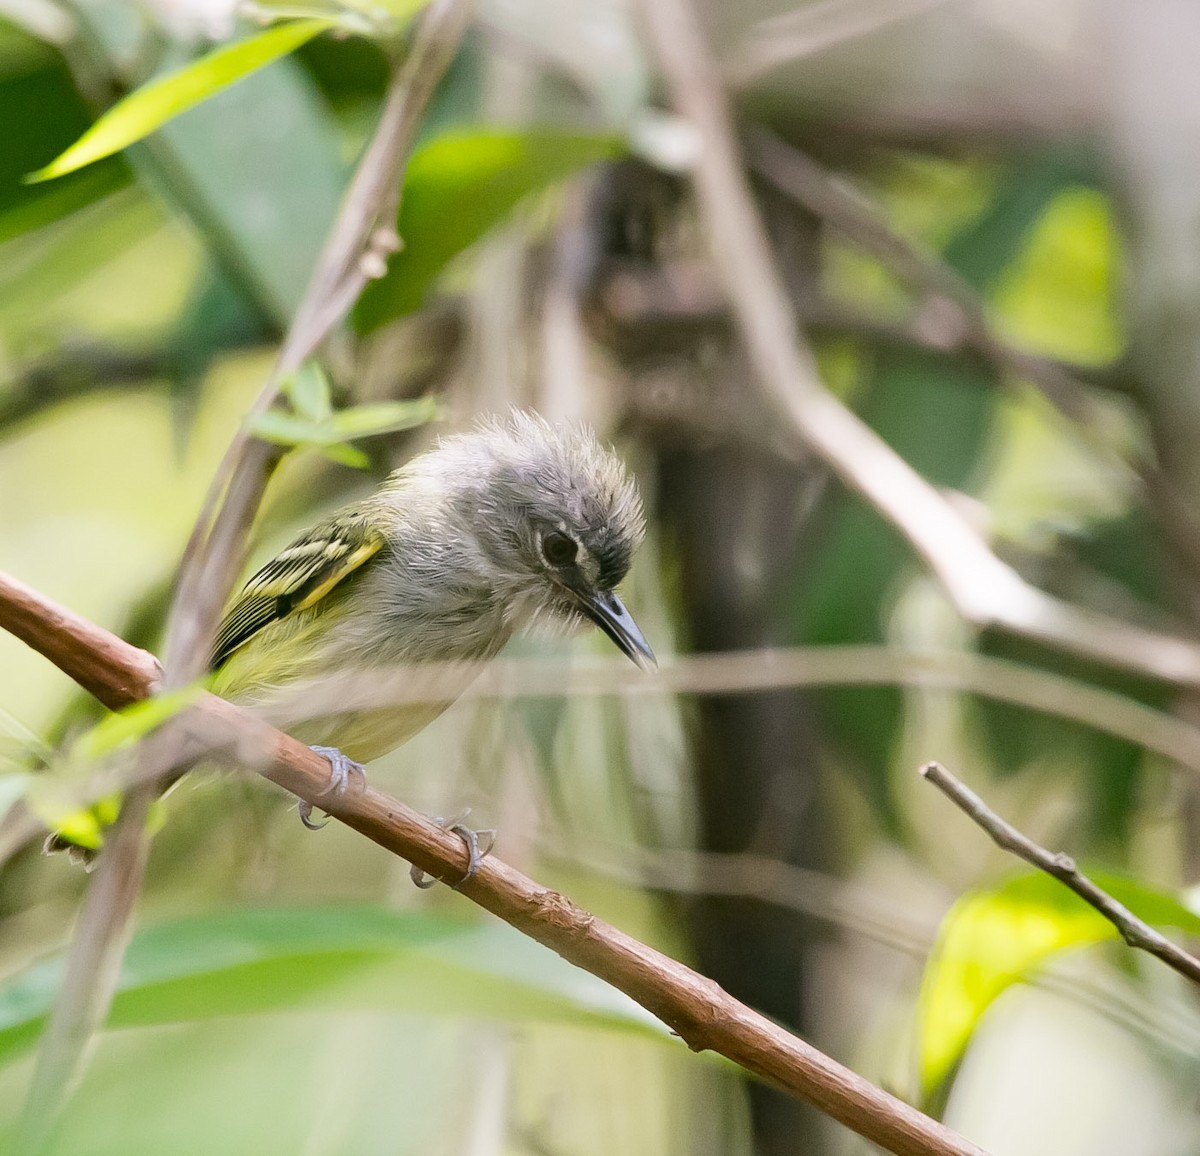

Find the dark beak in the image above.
[{"left": 576, "top": 589, "right": 656, "bottom": 671}]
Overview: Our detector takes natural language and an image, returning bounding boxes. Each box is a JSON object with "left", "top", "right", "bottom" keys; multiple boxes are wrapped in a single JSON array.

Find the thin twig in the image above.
[
  {"left": 164, "top": 0, "right": 475, "bottom": 684},
  {"left": 0, "top": 586, "right": 987, "bottom": 1156},
  {"left": 247, "top": 646, "right": 1200, "bottom": 776},
  {"left": 743, "top": 127, "right": 1128, "bottom": 457},
  {"left": 744, "top": 131, "right": 1200, "bottom": 632},
  {"left": 16, "top": 782, "right": 155, "bottom": 1153},
  {"left": 724, "top": 0, "right": 956, "bottom": 87},
  {"left": 920, "top": 761, "right": 1200, "bottom": 986},
  {"left": 19, "top": 4, "right": 474, "bottom": 1142},
  {"left": 10, "top": 584, "right": 1200, "bottom": 872},
  {"left": 568, "top": 845, "right": 1200, "bottom": 1064},
  {"left": 639, "top": 0, "right": 1200, "bottom": 688}
]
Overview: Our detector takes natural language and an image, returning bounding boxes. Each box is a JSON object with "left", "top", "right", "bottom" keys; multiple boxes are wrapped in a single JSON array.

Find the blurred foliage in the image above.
[
  {"left": 917, "top": 870, "right": 1200, "bottom": 1098},
  {"left": 28, "top": 18, "right": 336, "bottom": 181},
  {"left": 1, "top": 2, "right": 1199, "bottom": 1155},
  {"left": 0, "top": 906, "right": 672, "bottom": 1065},
  {"left": 354, "top": 127, "right": 626, "bottom": 329}
]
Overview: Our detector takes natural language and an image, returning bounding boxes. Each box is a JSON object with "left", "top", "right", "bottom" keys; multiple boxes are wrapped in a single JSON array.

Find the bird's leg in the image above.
[
  {"left": 298, "top": 746, "right": 367, "bottom": 830},
  {"left": 410, "top": 811, "right": 496, "bottom": 890}
]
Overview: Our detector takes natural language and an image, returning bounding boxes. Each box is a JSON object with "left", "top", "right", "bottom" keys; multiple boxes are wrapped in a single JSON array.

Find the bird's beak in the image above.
[{"left": 575, "top": 589, "right": 656, "bottom": 671}]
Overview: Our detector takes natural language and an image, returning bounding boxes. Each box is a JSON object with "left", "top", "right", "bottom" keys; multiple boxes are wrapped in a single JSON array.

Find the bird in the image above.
[{"left": 209, "top": 410, "right": 654, "bottom": 869}]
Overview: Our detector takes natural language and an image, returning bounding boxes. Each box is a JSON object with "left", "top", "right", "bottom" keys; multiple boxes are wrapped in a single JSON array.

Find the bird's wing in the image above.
[{"left": 211, "top": 511, "right": 385, "bottom": 670}]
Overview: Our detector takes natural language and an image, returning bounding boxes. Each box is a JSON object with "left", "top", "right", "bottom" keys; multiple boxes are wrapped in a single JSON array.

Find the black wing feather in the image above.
[{"left": 210, "top": 511, "right": 385, "bottom": 670}]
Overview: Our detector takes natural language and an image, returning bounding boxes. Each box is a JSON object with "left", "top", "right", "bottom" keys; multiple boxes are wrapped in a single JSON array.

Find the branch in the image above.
[
  {"left": 638, "top": 0, "right": 1200, "bottom": 689},
  {"left": 920, "top": 762, "right": 1200, "bottom": 987},
  {"left": 0, "top": 571, "right": 161, "bottom": 710},
  {"left": 11, "top": 627, "right": 1200, "bottom": 867},
  {"left": 724, "top": 0, "right": 955, "bottom": 87},
  {"left": 0, "top": 576, "right": 988, "bottom": 1156},
  {"left": 743, "top": 128, "right": 1118, "bottom": 436},
  {"left": 239, "top": 646, "right": 1200, "bottom": 778}
]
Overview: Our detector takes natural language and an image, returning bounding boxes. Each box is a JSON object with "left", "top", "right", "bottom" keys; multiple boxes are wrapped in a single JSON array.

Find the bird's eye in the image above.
[{"left": 542, "top": 531, "right": 578, "bottom": 567}]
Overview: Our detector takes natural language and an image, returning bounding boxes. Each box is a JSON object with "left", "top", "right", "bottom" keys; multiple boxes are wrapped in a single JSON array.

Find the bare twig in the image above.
[
  {"left": 920, "top": 761, "right": 1200, "bottom": 986},
  {"left": 743, "top": 127, "right": 1137, "bottom": 471},
  {"left": 742, "top": 132, "right": 1200, "bottom": 630},
  {"left": 10, "top": 605, "right": 1200, "bottom": 873},
  {"left": 639, "top": 0, "right": 1200, "bottom": 688},
  {"left": 256, "top": 646, "right": 1200, "bottom": 776},
  {"left": 1, "top": 585, "right": 988, "bottom": 1156},
  {"left": 724, "top": 0, "right": 956, "bottom": 87},
  {"left": 164, "top": 0, "right": 475, "bottom": 683},
  {"left": 16, "top": 783, "right": 154, "bottom": 1153},
  {"left": 574, "top": 846, "right": 1200, "bottom": 1063},
  {"left": 0, "top": 345, "right": 173, "bottom": 435}
]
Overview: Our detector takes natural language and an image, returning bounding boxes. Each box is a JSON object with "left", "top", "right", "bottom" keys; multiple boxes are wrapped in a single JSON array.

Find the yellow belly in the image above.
[
  {"left": 211, "top": 598, "right": 487, "bottom": 764},
  {"left": 283, "top": 700, "right": 456, "bottom": 764}
]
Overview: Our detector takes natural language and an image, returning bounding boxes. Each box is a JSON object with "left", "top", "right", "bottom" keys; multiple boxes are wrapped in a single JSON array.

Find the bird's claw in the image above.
[
  {"left": 312, "top": 746, "right": 365, "bottom": 797},
  {"left": 410, "top": 812, "right": 496, "bottom": 890},
  {"left": 299, "top": 746, "right": 366, "bottom": 831}
]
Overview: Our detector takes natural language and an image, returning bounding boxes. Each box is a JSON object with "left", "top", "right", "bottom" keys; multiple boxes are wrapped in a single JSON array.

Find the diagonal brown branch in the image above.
[
  {"left": 920, "top": 761, "right": 1200, "bottom": 986},
  {"left": 0, "top": 577, "right": 988, "bottom": 1156}
]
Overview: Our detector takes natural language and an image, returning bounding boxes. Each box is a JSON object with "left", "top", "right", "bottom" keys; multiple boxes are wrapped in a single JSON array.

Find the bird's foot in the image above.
[
  {"left": 299, "top": 746, "right": 366, "bottom": 830},
  {"left": 410, "top": 810, "right": 496, "bottom": 890}
]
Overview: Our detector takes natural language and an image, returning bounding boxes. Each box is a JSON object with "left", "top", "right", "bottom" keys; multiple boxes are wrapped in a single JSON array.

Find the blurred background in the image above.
[{"left": 1, "top": 0, "right": 1200, "bottom": 1152}]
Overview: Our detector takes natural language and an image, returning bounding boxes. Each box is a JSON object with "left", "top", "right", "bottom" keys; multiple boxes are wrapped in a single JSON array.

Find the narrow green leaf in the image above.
[
  {"left": 70, "top": 685, "right": 205, "bottom": 763},
  {"left": 247, "top": 409, "right": 331, "bottom": 447},
  {"left": 917, "top": 870, "right": 1200, "bottom": 1095},
  {"left": 319, "top": 442, "right": 373, "bottom": 469},
  {"left": 0, "top": 907, "right": 670, "bottom": 1064},
  {"left": 28, "top": 19, "right": 334, "bottom": 182},
  {"left": 324, "top": 397, "right": 442, "bottom": 440},
  {"left": 282, "top": 361, "right": 333, "bottom": 422},
  {"left": 28, "top": 795, "right": 121, "bottom": 853},
  {"left": 355, "top": 128, "right": 625, "bottom": 331},
  {"left": 251, "top": 397, "right": 439, "bottom": 450}
]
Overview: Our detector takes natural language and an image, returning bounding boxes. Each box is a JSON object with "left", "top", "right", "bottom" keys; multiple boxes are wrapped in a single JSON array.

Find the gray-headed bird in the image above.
[{"left": 210, "top": 411, "right": 653, "bottom": 859}]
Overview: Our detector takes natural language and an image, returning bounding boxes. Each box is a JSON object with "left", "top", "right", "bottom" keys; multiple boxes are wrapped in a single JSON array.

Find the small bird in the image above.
[{"left": 210, "top": 411, "right": 653, "bottom": 858}]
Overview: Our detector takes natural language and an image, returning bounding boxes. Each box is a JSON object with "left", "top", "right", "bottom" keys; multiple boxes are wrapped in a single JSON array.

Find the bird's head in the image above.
[{"left": 414, "top": 412, "right": 654, "bottom": 669}]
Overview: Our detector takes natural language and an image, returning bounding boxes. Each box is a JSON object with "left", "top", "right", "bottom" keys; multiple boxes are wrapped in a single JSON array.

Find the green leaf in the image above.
[
  {"left": 247, "top": 409, "right": 330, "bottom": 447},
  {"left": 990, "top": 185, "right": 1122, "bottom": 366},
  {"left": 917, "top": 870, "right": 1200, "bottom": 1095},
  {"left": 0, "top": 61, "right": 135, "bottom": 245},
  {"left": 0, "top": 906, "right": 670, "bottom": 1064},
  {"left": 28, "top": 19, "right": 334, "bottom": 182},
  {"left": 252, "top": 0, "right": 429, "bottom": 31},
  {"left": 324, "top": 397, "right": 442, "bottom": 440},
  {"left": 355, "top": 128, "right": 625, "bottom": 331},
  {"left": 250, "top": 397, "right": 439, "bottom": 449},
  {"left": 318, "top": 442, "right": 373, "bottom": 469},
  {"left": 282, "top": 361, "right": 333, "bottom": 422},
  {"left": 69, "top": 686, "right": 204, "bottom": 763},
  {"left": 23, "top": 687, "right": 204, "bottom": 852}
]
